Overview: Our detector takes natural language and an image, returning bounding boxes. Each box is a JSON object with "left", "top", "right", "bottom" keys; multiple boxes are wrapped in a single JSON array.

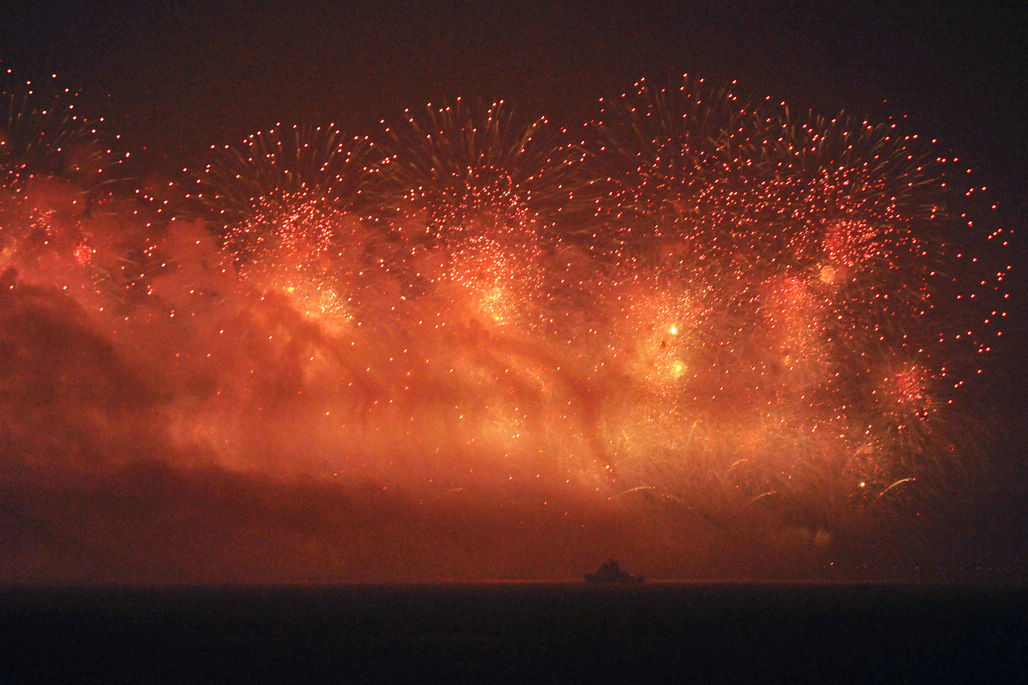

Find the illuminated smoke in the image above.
[{"left": 0, "top": 68, "right": 1011, "bottom": 580}]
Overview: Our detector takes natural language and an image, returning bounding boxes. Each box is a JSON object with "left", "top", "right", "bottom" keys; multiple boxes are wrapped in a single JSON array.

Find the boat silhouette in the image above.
[{"left": 584, "top": 559, "right": 644, "bottom": 584}]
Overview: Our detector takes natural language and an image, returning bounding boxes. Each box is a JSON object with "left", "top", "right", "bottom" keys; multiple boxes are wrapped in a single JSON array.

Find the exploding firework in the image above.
[
  {"left": 0, "top": 65, "right": 137, "bottom": 309},
  {"left": 194, "top": 123, "right": 373, "bottom": 222},
  {"left": 378, "top": 98, "right": 577, "bottom": 232},
  {"left": 375, "top": 99, "right": 588, "bottom": 334},
  {"left": 1, "top": 66, "right": 122, "bottom": 190},
  {"left": 1, "top": 68, "right": 1010, "bottom": 563},
  {"left": 174, "top": 125, "right": 409, "bottom": 362},
  {"left": 155, "top": 79, "right": 1009, "bottom": 524},
  {"left": 571, "top": 75, "right": 1008, "bottom": 526}
]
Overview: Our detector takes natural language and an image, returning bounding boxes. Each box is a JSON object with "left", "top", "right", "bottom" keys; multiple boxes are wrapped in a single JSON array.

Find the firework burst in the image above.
[
  {"left": 0, "top": 64, "right": 137, "bottom": 310},
  {"left": 2, "top": 66, "right": 1009, "bottom": 548},
  {"left": 184, "top": 125, "right": 384, "bottom": 319},
  {"left": 1, "top": 66, "right": 122, "bottom": 190},
  {"left": 572, "top": 75, "right": 1008, "bottom": 527}
]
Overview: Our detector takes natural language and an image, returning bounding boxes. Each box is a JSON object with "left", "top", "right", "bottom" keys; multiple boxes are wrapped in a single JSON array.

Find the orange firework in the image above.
[{"left": 1, "top": 66, "right": 1008, "bottom": 546}]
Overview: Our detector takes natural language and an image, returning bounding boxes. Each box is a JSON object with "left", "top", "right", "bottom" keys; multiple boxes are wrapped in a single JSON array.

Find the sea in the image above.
[{"left": 1, "top": 582, "right": 1024, "bottom": 683}]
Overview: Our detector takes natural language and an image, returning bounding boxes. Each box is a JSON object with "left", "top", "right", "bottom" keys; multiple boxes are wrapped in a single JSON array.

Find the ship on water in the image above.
[{"left": 584, "top": 559, "right": 644, "bottom": 584}]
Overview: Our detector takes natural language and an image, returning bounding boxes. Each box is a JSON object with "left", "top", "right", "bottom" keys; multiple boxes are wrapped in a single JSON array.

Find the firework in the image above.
[
  {"left": 572, "top": 75, "right": 1008, "bottom": 524},
  {"left": 1, "top": 66, "right": 122, "bottom": 190},
  {"left": 184, "top": 125, "right": 384, "bottom": 319},
  {"left": 0, "top": 64, "right": 139, "bottom": 312},
  {"left": 3, "top": 68, "right": 1009, "bottom": 545}
]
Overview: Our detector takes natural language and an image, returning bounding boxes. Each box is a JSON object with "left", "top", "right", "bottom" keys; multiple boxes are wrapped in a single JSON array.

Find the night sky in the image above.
[
  {"left": 1, "top": 1, "right": 1024, "bottom": 582},
  {"left": 3, "top": 2, "right": 1024, "bottom": 187}
]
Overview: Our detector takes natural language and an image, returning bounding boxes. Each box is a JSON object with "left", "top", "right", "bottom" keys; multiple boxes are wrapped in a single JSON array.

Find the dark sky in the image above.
[{"left": 2, "top": 1, "right": 1024, "bottom": 195}]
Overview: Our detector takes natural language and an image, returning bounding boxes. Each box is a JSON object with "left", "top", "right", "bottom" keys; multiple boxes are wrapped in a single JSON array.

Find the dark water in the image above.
[{"left": 1, "top": 582, "right": 1024, "bottom": 683}]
